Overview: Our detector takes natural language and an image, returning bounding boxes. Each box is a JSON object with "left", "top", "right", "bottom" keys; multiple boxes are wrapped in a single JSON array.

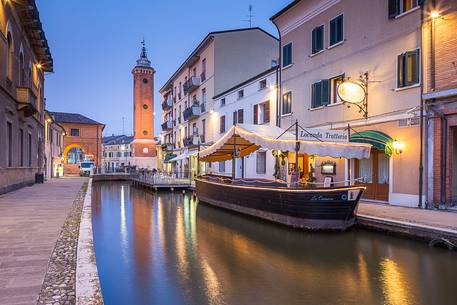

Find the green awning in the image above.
[
  {"left": 163, "top": 153, "right": 177, "bottom": 163},
  {"left": 350, "top": 130, "right": 393, "bottom": 156}
]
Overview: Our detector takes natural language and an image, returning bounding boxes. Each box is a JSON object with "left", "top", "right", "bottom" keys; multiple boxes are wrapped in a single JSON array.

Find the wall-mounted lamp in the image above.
[
  {"left": 36, "top": 63, "right": 42, "bottom": 69},
  {"left": 430, "top": 10, "right": 441, "bottom": 19},
  {"left": 392, "top": 139, "right": 403, "bottom": 154},
  {"left": 337, "top": 72, "right": 368, "bottom": 119}
]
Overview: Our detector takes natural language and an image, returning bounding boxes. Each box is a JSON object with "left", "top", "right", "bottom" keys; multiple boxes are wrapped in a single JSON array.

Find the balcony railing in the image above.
[
  {"left": 161, "top": 97, "right": 172, "bottom": 110},
  {"left": 161, "top": 120, "right": 173, "bottom": 131},
  {"left": 183, "top": 76, "right": 201, "bottom": 95},
  {"left": 161, "top": 143, "right": 173, "bottom": 151},
  {"left": 16, "top": 86, "right": 37, "bottom": 117},
  {"left": 183, "top": 135, "right": 205, "bottom": 147},
  {"left": 183, "top": 104, "right": 201, "bottom": 121}
]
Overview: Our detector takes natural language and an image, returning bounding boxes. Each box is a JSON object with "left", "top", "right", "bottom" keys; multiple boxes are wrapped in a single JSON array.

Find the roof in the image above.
[
  {"left": 49, "top": 112, "right": 104, "bottom": 126},
  {"left": 213, "top": 66, "right": 278, "bottom": 100},
  {"left": 13, "top": 0, "right": 53, "bottom": 72},
  {"left": 159, "top": 27, "right": 278, "bottom": 93},
  {"left": 270, "top": 0, "right": 302, "bottom": 21},
  {"left": 102, "top": 135, "right": 134, "bottom": 145}
]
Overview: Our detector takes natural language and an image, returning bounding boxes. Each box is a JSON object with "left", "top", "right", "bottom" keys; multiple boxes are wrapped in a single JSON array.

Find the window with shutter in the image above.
[
  {"left": 311, "top": 80, "right": 331, "bottom": 108},
  {"left": 238, "top": 109, "right": 244, "bottom": 123},
  {"left": 282, "top": 92, "right": 292, "bottom": 115},
  {"left": 330, "top": 15, "right": 344, "bottom": 46},
  {"left": 397, "top": 49, "right": 419, "bottom": 88},
  {"left": 282, "top": 43, "right": 292, "bottom": 67},
  {"left": 312, "top": 25, "right": 324, "bottom": 54},
  {"left": 233, "top": 111, "right": 237, "bottom": 126},
  {"left": 220, "top": 115, "right": 226, "bottom": 133},
  {"left": 253, "top": 104, "right": 258, "bottom": 124},
  {"left": 264, "top": 100, "right": 270, "bottom": 123}
]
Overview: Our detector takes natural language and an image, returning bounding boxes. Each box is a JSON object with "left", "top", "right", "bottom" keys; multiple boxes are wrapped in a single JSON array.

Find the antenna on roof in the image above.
[
  {"left": 241, "top": 5, "right": 254, "bottom": 28},
  {"left": 122, "top": 116, "right": 125, "bottom": 136}
]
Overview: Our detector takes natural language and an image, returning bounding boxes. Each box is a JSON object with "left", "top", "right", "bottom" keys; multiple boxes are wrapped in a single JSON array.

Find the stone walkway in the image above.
[
  {"left": 358, "top": 201, "right": 457, "bottom": 232},
  {"left": 0, "top": 178, "right": 87, "bottom": 305}
]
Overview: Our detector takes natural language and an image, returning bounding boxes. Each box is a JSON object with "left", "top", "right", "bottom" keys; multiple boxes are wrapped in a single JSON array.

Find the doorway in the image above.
[
  {"left": 355, "top": 149, "right": 390, "bottom": 202},
  {"left": 451, "top": 127, "right": 457, "bottom": 205}
]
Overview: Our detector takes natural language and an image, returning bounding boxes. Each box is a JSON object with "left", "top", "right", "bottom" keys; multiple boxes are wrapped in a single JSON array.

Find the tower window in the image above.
[
  {"left": 143, "top": 78, "right": 148, "bottom": 84},
  {"left": 143, "top": 104, "right": 149, "bottom": 109},
  {"left": 143, "top": 130, "right": 148, "bottom": 135}
]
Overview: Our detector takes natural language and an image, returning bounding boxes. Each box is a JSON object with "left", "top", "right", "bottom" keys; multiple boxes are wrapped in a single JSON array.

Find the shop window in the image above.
[
  {"left": 282, "top": 43, "right": 292, "bottom": 67},
  {"left": 219, "top": 161, "right": 225, "bottom": 173},
  {"left": 329, "top": 14, "right": 344, "bottom": 46},
  {"left": 312, "top": 25, "right": 324, "bottom": 54},
  {"left": 282, "top": 92, "right": 292, "bottom": 115},
  {"left": 256, "top": 151, "right": 266, "bottom": 174},
  {"left": 397, "top": 49, "right": 420, "bottom": 88}
]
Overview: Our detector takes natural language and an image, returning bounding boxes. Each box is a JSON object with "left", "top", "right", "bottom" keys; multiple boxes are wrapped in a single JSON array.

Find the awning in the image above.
[
  {"left": 199, "top": 124, "right": 371, "bottom": 162},
  {"left": 350, "top": 130, "right": 393, "bottom": 156},
  {"left": 168, "top": 150, "right": 197, "bottom": 162},
  {"left": 163, "top": 153, "right": 177, "bottom": 163}
]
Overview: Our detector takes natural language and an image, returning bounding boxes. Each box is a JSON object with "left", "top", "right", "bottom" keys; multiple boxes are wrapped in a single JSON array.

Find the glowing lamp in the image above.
[
  {"left": 392, "top": 140, "right": 403, "bottom": 154},
  {"left": 430, "top": 10, "right": 440, "bottom": 19},
  {"left": 337, "top": 81, "right": 366, "bottom": 104},
  {"left": 36, "top": 63, "right": 42, "bottom": 69}
]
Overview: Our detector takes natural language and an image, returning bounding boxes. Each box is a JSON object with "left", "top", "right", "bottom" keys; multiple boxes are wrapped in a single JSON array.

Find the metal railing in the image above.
[{"left": 132, "top": 170, "right": 194, "bottom": 186}]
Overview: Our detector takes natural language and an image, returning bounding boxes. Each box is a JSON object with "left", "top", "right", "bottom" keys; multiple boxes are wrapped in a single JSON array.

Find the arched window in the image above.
[
  {"left": 6, "top": 31, "right": 13, "bottom": 81},
  {"left": 19, "top": 51, "right": 24, "bottom": 86}
]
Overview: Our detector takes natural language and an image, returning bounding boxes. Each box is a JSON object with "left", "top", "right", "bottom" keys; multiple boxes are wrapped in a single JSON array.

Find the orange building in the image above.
[
  {"left": 130, "top": 42, "right": 157, "bottom": 169},
  {"left": 50, "top": 112, "right": 104, "bottom": 175}
]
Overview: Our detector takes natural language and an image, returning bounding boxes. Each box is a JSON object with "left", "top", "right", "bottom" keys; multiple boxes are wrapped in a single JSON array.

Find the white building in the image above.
[
  {"left": 102, "top": 135, "right": 134, "bottom": 172},
  {"left": 212, "top": 67, "right": 278, "bottom": 178}
]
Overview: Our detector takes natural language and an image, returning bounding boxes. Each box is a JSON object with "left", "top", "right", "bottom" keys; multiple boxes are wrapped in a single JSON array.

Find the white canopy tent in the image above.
[
  {"left": 199, "top": 124, "right": 371, "bottom": 162},
  {"left": 168, "top": 150, "right": 198, "bottom": 163}
]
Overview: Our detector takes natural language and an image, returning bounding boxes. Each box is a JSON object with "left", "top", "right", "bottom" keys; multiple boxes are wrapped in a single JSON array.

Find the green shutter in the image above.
[
  {"left": 322, "top": 79, "right": 330, "bottom": 105},
  {"left": 388, "top": 0, "right": 399, "bottom": 19}
]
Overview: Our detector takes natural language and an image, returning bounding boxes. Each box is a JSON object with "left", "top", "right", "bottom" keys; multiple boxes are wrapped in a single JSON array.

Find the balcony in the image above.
[
  {"left": 161, "top": 97, "right": 172, "bottom": 111},
  {"left": 183, "top": 135, "right": 196, "bottom": 147},
  {"left": 183, "top": 76, "right": 201, "bottom": 95},
  {"left": 161, "top": 120, "right": 173, "bottom": 131},
  {"left": 16, "top": 87, "right": 37, "bottom": 117},
  {"left": 183, "top": 104, "right": 201, "bottom": 121},
  {"left": 161, "top": 143, "right": 173, "bottom": 151}
]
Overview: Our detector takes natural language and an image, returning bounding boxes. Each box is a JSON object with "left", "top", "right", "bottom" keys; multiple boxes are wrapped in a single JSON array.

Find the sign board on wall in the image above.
[{"left": 295, "top": 127, "right": 349, "bottom": 143}]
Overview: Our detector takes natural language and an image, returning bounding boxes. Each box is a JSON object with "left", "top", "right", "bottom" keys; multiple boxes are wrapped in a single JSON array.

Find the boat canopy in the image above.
[{"left": 199, "top": 124, "right": 371, "bottom": 162}]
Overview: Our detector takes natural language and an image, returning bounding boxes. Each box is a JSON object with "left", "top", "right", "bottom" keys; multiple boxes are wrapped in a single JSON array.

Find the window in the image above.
[
  {"left": 220, "top": 115, "right": 226, "bottom": 133},
  {"left": 28, "top": 133, "right": 32, "bottom": 167},
  {"left": 70, "top": 128, "right": 80, "bottom": 136},
  {"left": 282, "top": 92, "right": 292, "bottom": 115},
  {"left": 256, "top": 151, "right": 266, "bottom": 174},
  {"left": 238, "top": 89, "right": 244, "bottom": 100},
  {"left": 389, "top": 0, "right": 418, "bottom": 18},
  {"left": 233, "top": 109, "right": 244, "bottom": 125},
  {"left": 220, "top": 98, "right": 226, "bottom": 107},
  {"left": 259, "top": 79, "right": 267, "bottom": 90},
  {"left": 6, "top": 32, "right": 14, "bottom": 81},
  {"left": 330, "top": 74, "right": 345, "bottom": 104},
  {"left": 312, "top": 25, "right": 324, "bottom": 54},
  {"left": 19, "top": 129, "right": 24, "bottom": 166},
  {"left": 7, "top": 122, "right": 12, "bottom": 167},
  {"left": 397, "top": 49, "right": 420, "bottom": 88},
  {"left": 178, "top": 82, "right": 182, "bottom": 99},
  {"left": 201, "top": 58, "right": 206, "bottom": 81},
  {"left": 254, "top": 101, "right": 270, "bottom": 124},
  {"left": 201, "top": 88, "right": 207, "bottom": 112},
  {"left": 219, "top": 161, "right": 225, "bottom": 173},
  {"left": 329, "top": 15, "right": 344, "bottom": 46},
  {"left": 282, "top": 43, "right": 292, "bottom": 67},
  {"left": 201, "top": 119, "right": 206, "bottom": 143},
  {"left": 311, "top": 80, "right": 330, "bottom": 108}
]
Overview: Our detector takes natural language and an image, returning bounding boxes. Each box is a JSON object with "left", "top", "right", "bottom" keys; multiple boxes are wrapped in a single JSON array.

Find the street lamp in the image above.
[{"left": 337, "top": 72, "right": 369, "bottom": 119}]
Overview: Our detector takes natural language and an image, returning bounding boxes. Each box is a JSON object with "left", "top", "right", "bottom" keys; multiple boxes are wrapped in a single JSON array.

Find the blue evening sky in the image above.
[{"left": 37, "top": 0, "right": 290, "bottom": 136}]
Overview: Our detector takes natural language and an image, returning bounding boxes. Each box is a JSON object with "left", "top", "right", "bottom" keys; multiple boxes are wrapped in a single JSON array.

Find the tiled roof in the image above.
[
  {"left": 50, "top": 112, "right": 103, "bottom": 125},
  {"left": 102, "top": 135, "right": 134, "bottom": 145}
]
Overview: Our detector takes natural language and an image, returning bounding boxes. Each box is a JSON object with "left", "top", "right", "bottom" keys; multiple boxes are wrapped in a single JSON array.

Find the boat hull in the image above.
[{"left": 195, "top": 177, "right": 364, "bottom": 230}]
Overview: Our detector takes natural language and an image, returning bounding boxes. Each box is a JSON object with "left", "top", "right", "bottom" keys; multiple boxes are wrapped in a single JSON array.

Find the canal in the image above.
[{"left": 92, "top": 182, "right": 456, "bottom": 305}]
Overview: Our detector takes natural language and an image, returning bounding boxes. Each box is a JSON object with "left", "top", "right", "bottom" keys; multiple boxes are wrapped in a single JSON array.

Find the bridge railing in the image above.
[{"left": 132, "top": 171, "right": 194, "bottom": 186}]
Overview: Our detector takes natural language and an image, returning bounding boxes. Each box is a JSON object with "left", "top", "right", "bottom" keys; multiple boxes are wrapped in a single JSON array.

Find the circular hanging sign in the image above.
[{"left": 337, "top": 81, "right": 365, "bottom": 104}]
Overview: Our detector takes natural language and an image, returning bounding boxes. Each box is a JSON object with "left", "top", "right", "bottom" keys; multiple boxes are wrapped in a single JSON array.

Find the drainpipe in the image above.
[
  {"left": 272, "top": 20, "right": 282, "bottom": 128},
  {"left": 418, "top": 2, "right": 425, "bottom": 208}
]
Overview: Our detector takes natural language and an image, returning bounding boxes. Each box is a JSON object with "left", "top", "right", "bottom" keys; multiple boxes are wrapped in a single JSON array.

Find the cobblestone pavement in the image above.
[
  {"left": 0, "top": 178, "right": 87, "bottom": 305},
  {"left": 358, "top": 201, "right": 457, "bottom": 231},
  {"left": 37, "top": 183, "right": 87, "bottom": 305}
]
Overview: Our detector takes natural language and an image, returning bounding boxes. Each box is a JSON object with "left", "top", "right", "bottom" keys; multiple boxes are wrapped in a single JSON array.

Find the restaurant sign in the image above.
[{"left": 295, "top": 127, "right": 348, "bottom": 143}]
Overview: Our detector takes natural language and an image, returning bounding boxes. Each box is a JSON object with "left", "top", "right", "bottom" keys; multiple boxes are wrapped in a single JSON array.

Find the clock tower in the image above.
[{"left": 131, "top": 41, "right": 157, "bottom": 167}]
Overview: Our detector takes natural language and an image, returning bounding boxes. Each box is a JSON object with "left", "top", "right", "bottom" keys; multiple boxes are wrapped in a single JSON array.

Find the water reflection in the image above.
[{"left": 92, "top": 182, "right": 456, "bottom": 305}]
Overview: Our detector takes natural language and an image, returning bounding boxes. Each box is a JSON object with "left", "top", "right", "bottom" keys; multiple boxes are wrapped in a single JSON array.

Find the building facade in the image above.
[
  {"left": 212, "top": 67, "right": 278, "bottom": 178},
  {"left": 102, "top": 135, "right": 133, "bottom": 172},
  {"left": 50, "top": 112, "right": 104, "bottom": 175},
  {"left": 272, "top": 0, "right": 423, "bottom": 206},
  {"left": 159, "top": 28, "right": 278, "bottom": 177},
  {"left": 130, "top": 42, "right": 157, "bottom": 170},
  {"left": 422, "top": 0, "right": 457, "bottom": 207},
  {"left": 44, "top": 111, "right": 65, "bottom": 179},
  {"left": 0, "top": 0, "right": 52, "bottom": 194}
]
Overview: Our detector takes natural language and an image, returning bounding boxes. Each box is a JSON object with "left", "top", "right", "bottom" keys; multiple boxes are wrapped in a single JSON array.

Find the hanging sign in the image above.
[{"left": 295, "top": 127, "right": 349, "bottom": 143}]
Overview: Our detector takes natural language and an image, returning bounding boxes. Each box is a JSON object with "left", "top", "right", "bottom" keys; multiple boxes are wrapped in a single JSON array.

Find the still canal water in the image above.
[{"left": 92, "top": 182, "right": 456, "bottom": 305}]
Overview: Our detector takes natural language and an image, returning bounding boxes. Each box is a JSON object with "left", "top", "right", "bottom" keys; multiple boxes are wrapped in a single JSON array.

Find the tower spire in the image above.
[{"left": 136, "top": 39, "right": 151, "bottom": 67}]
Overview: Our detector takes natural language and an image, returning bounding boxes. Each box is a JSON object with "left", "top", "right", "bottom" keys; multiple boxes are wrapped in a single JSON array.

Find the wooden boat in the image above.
[
  {"left": 196, "top": 175, "right": 365, "bottom": 230},
  {"left": 196, "top": 123, "right": 371, "bottom": 230}
]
